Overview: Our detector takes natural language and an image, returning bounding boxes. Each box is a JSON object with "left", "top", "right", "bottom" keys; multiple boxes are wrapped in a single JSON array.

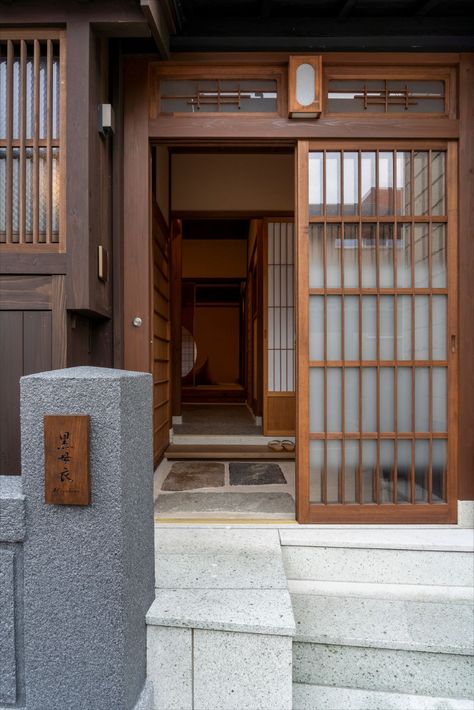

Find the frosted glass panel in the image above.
[
  {"left": 432, "top": 296, "right": 447, "bottom": 361},
  {"left": 414, "top": 224, "right": 429, "bottom": 287},
  {"left": 327, "top": 296, "right": 341, "bottom": 360},
  {"left": 344, "top": 368, "right": 359, "bottom": 432},
  {"left": 327, "top": 368, "right": 342, "bottom": 432},
  {"left": 361, "top": 152, "right": 376, "bottom": 216},
  {"left": 396, "top": 224, "right": 412, "bottom": 287},
  {"left": 362, "top": 440, "right": 376, "bottom": 502},
  {"left": 414, "top": 296, "right": 429, "bottom": 360},
  {"left": 397, "top": 296, "right": 412, "bottom": 360},
  {"left": 362, "top": 296, "right": 377, "bottom": 360},
  {"left": 396, "top": 152, "right": 411, "bottom": 216},
  {"left": 309, "top": 296, "right": 324, "bottom": 360},
  {"left": 431, "top": 224, "right": 447, "bottom": 287},
  {"left": 344, "top": 440, "right": 358, "bottom": 503},
  {"left": 309, "top": 224, "right": 324, "bottom": 287},
  {"left": 397, "top": 367, "right": 412, "bottom": 432},
  {"left": 344, "top": 296, "right": 359, "bottom": 360},
  {"left": 380, "top": 368, "right": 394, "bottom": 432},
  {"left": 380, "top": 440, "right": 394, "bottom": 503},
  {"left": 361, "top": 223, "right": 376, "bottom": 287},
  {"left": 397, "top": 440, "right": 412, "bottom": 503},
  {"left": 310, "top": 440, "right": 324, "bottom": 503},
  {"left": 343, "top": 152, "right": 358, "bottom": 215},
  {"left": 431, "top": 151, "right": 446, "bottom": 216},
  {"left": 309, "top": 152, "right": 323, "bottom": 216},
  {"left": 362, "top": 368, "right": 377, "bottom": 432},
  {"left": 379, "top": 296, "right": 394, "bottom": 360},
  {"left": 326, "top": 152, "right": 341, "bottom": 215},
  {"left": 327, "top": 440, "right": 341, "bottom": 503},
  {"left": 326, "top": 224, "right": 342, "bottom": 287},
  {"left": 414, "top": 151, "right": 429, "bottom": 215},
  {"left": 296, "top": 63, "right": 315, "bottom": 106},
  {"left": 432, "top": 439, "right": 447, "bottom": 502},
  {"left": 343, "top": 223, "right": 358, "bottom": 287},
  {"left": 379, "top": 223, "right": 394, "bottom": 287},
  {"left": 415, "top": 367, "right": 429, "bottom": 432},
  {"left": 310, "top": 368, "right": 325, "bottom": 432},
  {"left": 432, "top": 367, "right": 447, "bottom": 432},
  {"left": 378, "top": 152, "right": 393, "bottom": 216},
  {"left": 415, "top": 440, "right": 429, "bottom": 502}
]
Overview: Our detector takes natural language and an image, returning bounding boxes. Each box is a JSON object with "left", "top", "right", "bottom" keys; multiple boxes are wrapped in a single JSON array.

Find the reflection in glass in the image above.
[
  {"left": 362, "top": 440, "right": 376, "bottom": 502},
  {"left": 432, "top": 439, "right": 447, "bottom": 502},
  {"left": 414, "top": 295, "right": 429, "bottom": 360},
  {"left": 414, "top": 224, "right": 429, "bottom": 287},
  {"left": 397, "top": 367, "right": 412, "bottom": 432},
  {"left": 396, "top": 224, "right": 412, "bottom": 287},
  {"left": 414, "top": 151, "right": 429, "bottom": 215},
  {"left": 432, "top": 296, "right": 447, "bottom": 360},
  {"left": 310, "top": 440, "right": 324, "bottom": 503},
  {"left": 432, "top": 367, "right": 447, "bottom": 432},
  {"left": 343, "top": 223, "right": 358, "bottom": 287},
  {"left": 362, "top": 296, "right": 377, "bottom": 360},
  {"left": 310, "top": 368, "right": 325, "bottom": 432},
  {"left": 309, "top": 224, "right": 324, "bottom": 287},
  {"left": 327, "top": 440, "right": 341, "bottom": 503},
  {"left": 380, "top": 368, "right": 394, "bottom": 432},
  {"left": 345, "top": 368, "right": 359, "bottom": 432},
  {"left": 396, "top": 151, "right": 411, "bottom": 216},
  {"left": 380, "top": 440, "right": 394, "bottom": 503},
  {"left": 327, "top": 296, "right": 342, "bottom": 360},
  {"left": 327, "top": 368, "right": 342, "bottom": 432},
  {"left": 378, "top": 152, "right": 393, "bottom": 215},
  {"left": 397, "top": 440, "right": 412, "bottom": 503},
  {"left": 309, "top": 152, "right": 323, "bottom": 216},
  {"left": 379, "top": 223, "right": 394, "bottom": 287},
  {"left": 326, "top": 224, "right": 342, "bottom": 287},
  {"left": 379, "top": 296, "right": 394, "bottom": 360},
  {"left": 397, "top": 296, "right": 412, "bottom": 360},
  {"left": 362, "top": 368, "right": 377, "bottom": 432},
  {"left": 345, "top": 440, "right": 358, "bottom": 503},
  {"left": 361, "top": 223, "right": 376, "bottom": 287},
  {"left": 415, "top": 367, "right": 429, "bottom": 432},
  {"left": 309, "top": 296, "right": 324, "bottom": 360},
  {"left": 343, "top": 152, "right": 358, "bottom": 215},
  {"left": 415, "top": 439, "right": 429, "bottom": 502},
  {"left": 432, "top": 224, "right": 447, "bottom": 288},
  {"left": 344, "top": 296, "right": 359, "bottom": 360},
  {"left": 361, "top": 152, "right": 376, "bottom": 215},
  {"left": 326, "top": 152, "right": 341, "bottom": 216},
  {"left": 431, "top": 151, "right": 446, "bottom": 216}
]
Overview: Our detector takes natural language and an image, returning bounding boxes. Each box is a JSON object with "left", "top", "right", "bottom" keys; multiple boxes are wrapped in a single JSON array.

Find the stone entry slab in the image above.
[
  {"left": 162, "top": 462, "right": 225, "bottom": 491},
  {"left": 229, "top": 462, "right": 287, "bottom": 486},
  {"left": 156, "top": 491, "right": 294, "bottom": 515}
]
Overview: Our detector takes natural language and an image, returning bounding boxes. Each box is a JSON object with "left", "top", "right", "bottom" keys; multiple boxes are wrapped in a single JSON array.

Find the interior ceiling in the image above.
[
  {"left": 169, "top": 0, "right": 474, "bottom": 51},
  {"left": 182, "top": 219, "right": 250, "bottom": 240}
]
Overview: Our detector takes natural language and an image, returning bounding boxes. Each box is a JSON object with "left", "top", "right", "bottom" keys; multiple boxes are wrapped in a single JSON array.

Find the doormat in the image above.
[
  {"left": 162, "top": 462, "right": 225, "bottom": 491},
  {"left": 229, "top": 462, "right": 287, "bottom": 486}
]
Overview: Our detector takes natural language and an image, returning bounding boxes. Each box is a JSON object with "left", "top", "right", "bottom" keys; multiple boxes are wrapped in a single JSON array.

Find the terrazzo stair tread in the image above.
[
  {"left": 147, "top": 588, "right": 295, "bottom": 636},
  {"left": 282, "top": 546, "right": 474, "bottom": 586},
  {"left": 280, "top": 527, "right": 474, "bottom": 552},
  {"left": 288, "top": 579, "right": 474, "bottom": 603},
  {"left": 290, "top": 592, "right": 474, "bottom": 654},
  {"left": 154, "top": 527, "right": 282, "bottom": 554},
  {"left": 292, "top": 683, "right": 474, "bottom": 710},
  {"left": 165, "top": 444, "right": 295, "bottom": 459},
  {"left": 293, "top": 642, "right": 474, "bottom": 698}
]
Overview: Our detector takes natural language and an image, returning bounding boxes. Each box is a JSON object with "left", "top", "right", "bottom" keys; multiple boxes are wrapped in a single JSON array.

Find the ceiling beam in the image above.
[
  {"left": 140, "top": 0, "right": 177, "bottom": 58},
  {"left": 415, "top": 0, "right": 444, "bottom": 17},
  {"left": 338, "top": 0, "right": 358, "bottom": 19}
]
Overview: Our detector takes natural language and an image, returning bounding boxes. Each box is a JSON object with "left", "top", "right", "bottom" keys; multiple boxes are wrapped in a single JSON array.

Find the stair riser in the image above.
[
  {"left": 282, "top": 546, "right": 474, "bottom": 586},
  {"left": 293, "top": 642, "right": 474, "bottom": 698}
]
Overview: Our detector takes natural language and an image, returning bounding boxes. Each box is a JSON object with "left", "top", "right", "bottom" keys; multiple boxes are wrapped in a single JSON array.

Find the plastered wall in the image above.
[{"left": 182, "top": 239, "right": 247, "bottom": 278}]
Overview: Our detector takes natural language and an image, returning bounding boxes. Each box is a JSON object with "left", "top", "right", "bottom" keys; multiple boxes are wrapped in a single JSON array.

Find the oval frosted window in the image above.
[{"left": 296, "top": 63, "right": 315, "bottom": 107}]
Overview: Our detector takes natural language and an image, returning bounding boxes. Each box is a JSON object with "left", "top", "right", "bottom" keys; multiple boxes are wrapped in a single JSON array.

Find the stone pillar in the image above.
[{"left": 20, "top": 367, "right": 154, "bottom": 710}]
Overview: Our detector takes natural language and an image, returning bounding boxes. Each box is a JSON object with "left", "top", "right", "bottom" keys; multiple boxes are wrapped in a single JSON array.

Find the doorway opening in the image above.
[{"left": 151, "top": 148, "right": 297, "bottom": 520}]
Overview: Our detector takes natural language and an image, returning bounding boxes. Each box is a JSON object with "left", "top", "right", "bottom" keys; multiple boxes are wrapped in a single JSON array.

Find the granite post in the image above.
[{"left": 20, "top": 367, "right": 155, "bottom": 710}]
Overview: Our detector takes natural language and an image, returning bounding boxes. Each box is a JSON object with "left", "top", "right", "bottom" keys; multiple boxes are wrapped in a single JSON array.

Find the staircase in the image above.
[
  {"left": 147, "top": 526, "right": 474, "bottom": 710},
  {"left": 282, "top": 528, "right": 474, "bottom": 710}
]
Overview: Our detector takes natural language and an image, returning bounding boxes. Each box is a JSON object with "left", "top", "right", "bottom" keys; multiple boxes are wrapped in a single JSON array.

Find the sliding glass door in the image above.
[{"left": 296, "top": 141, "right": 457, "bottom": 523}]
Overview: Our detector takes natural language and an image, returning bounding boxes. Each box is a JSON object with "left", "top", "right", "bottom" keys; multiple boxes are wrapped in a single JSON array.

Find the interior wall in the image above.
[
  {"left": 193, "top": 305, "right": 241, "bottom": 384},
  {"left": 155, "top": 145, "right": 170, "bottom": 224},
  {"left": 171, "top": 153, "right": 294, "bottom": 212},
  {"left": 182, "top": 239, "right": 247, "bottom": 278}
]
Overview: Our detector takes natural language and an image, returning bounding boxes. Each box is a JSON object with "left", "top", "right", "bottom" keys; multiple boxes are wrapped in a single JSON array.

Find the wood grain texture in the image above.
[
  {"left": 44, "top": 415, "right": 90, "bottom": 505},
  {"left": 0, "top": 276, "right": 52, "bottom": 309}
]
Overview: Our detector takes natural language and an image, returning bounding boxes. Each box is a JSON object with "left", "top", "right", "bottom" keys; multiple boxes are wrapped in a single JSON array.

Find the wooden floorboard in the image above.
[{"left": 165, "top": 444, "right": 295, "bottom": 460}]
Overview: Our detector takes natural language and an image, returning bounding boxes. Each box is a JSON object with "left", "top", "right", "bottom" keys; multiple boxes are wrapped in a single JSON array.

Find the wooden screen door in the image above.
[{"left": 295, "top": 140, "right": 458, "bottom": 523}]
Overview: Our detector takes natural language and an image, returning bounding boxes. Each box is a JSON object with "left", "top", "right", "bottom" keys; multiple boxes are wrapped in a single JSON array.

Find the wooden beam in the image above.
[
  {"left": 140, "top": 0, "right": 175, "bottom": 58},
  {"left": 415, "top": 0, "right": 443, "bottom": 17},
  {"left": 338, "top": 0, "right": 358, "bottom": 19}
]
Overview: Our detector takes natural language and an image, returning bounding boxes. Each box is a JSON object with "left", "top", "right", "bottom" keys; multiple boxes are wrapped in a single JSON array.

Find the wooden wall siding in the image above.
[
  {"left": 264, "top": 220, "right": 296, "bottom": 435},
  {"left": 0, "top": 30, "right": 66, "bottom": 252},
  {"left": 152, "top": 201, "right": 171, "bottom": 465},
  {"left": 297, "top": 142, "right": 457, "bottom": 523}
]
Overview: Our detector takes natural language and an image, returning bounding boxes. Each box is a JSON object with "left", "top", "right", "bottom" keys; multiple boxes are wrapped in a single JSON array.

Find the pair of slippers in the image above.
[{"left": 268, "top": 439, "right": 295, "bottom": 452}]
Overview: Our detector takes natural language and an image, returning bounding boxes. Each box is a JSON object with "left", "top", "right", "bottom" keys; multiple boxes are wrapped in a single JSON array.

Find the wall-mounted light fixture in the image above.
[
  {"left": 98, "top": 104, "right": 115, "bottom": 135},
  {"left": 288, "top": 56, "right": 322, "bottom": 118}
]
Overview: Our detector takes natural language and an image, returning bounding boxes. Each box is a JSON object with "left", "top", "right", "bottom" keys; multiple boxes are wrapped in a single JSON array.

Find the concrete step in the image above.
[
  {"left": 281, "top": 528, "right": 474, "bottom": 586},
  {"left": 293, "top": 683, "right": 474, "bottom": 710}
]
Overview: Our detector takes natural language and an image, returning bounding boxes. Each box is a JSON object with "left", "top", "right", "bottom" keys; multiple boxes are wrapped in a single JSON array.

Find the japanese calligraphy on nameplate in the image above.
[{"left": 44, "top": 415, "right": 90, "bottom": 505}]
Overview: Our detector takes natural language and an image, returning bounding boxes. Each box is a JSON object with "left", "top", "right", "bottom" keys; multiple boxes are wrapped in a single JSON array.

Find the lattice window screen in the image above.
[{"left": 267, "top": 222, "right": 295, "bottom": 392}]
